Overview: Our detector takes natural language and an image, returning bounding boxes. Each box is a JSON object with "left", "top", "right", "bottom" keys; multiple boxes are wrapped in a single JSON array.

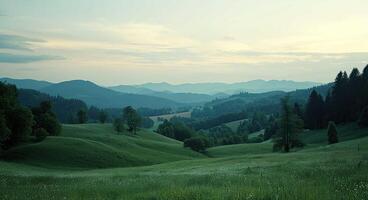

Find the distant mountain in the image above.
[
  {"left": 135, "top": 80, "right": 322, "bottom": 94},
  {"left": 0, "top": 77, "right": 52, "bottom": 90},
  {"left": 109, "top": 85, "right": 217, "bottom": 104},
  {"left": 39, "top": 80, "right": 182, "bottom": 108}
]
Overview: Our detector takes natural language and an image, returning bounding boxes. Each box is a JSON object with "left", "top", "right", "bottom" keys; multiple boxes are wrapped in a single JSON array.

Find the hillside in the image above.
[
  {"left": 110, "top": 85, "right": 216, "bottom": 103},
  {"left": 0, "top": 77, "right": 52, "bottom": 90},
  {"left": 0, "top": 123, "right": 367, "bottom": 199},
  {"left": 2, "top": 124, "right": 204, "bottom": 169},
  {"left": 39, "top": 80, "right": 183, "bottom": 109}
]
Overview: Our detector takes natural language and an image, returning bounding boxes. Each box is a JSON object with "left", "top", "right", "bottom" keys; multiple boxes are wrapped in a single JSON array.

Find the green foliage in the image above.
[
  {"left": 274, "top": 96, "right": 304, "bottom": 152},
  {"left": 327, "top": 121, "right": 338, "bottom": 144},
  {"left": 305, "top": 90, "right": 325, "bottom": 129},
  {"left": 0, "top": 113, "right": 11, "bottom": 151},
  {"left": 183, "top": 137, "right": 209, "bottom": 152},
  {"left": 77, "top": 109, "right": 87, "bottom": 124},
  {"left": 139, "top": 117, "right": 154, "bottom": 128},
  {"left": 34, "top": 128, "right": 48, "bottom": 142},
  {"left": 32, "top": 101, "right": 61, "bottom": 136},
  {"left": 156, "top": 120, "right": 194, "bottom": 141},
  {"left": 6, "top": 106, "right": 34, "bottom": 145},
  {"left": 123, "top": 106, "right": 141, "bottom": 134}
]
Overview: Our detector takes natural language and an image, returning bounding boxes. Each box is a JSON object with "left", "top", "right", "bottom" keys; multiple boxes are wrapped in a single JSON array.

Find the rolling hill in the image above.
[
  {"left": 136, "top": 80, "right": 322, "bottom": 94},
  {"left": 0, "top": 77, "right": 52, "bottom": 90},
  {"left": 2, "top": 124, "right": 204, "bottom": 169},
  {"left": 110, "top": 85, "right": 216, "bottom": 104},
  {"left": 0, "top": 123, "right": 367, "bottom": 199},
  {"left": 38, "top": 80, "right": 183, "bottom": 108}
]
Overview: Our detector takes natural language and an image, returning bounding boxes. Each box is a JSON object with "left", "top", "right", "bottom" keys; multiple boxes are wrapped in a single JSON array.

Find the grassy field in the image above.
[
  {"left": 0, "top": 123, "right": 367, "bottom": 199},
  {"left": 149, "top": 111, "right": 192, "bottom": 130}
]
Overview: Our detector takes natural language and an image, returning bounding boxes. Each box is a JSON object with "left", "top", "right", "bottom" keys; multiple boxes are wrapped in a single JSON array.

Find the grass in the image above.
[
  {"left": 2, "top": 124, "right": 203, "bottom": 169},
  {"left": 0, "top": 123, "right": 367, "bottom": 199}
]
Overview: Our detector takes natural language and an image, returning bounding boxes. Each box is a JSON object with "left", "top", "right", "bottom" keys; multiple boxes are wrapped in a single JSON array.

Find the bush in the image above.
[
  {"left": 358, "top": 106, "right": 368, "bottom": 127},
  {"left": 327, "top": 121, "right": 338, "bottom": 144},
  {"left": 34, "top": 128, "right": 48, "bottom": 142},
  {"left": 183, "top": 137, "right": 209, "bottom": 152}
]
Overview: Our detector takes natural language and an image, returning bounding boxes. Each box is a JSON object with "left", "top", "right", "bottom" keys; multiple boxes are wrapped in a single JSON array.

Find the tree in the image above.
[
  {"left": 32, "top": 101, "right": 61, "bottom": 136},
  {"left": 156, "top": 120, "right": 174, "bottom": 138},
  {"left": 5, "top": 106, "right": 34, "bottom": 147},
  {"left": 331, "top": 71, "right": 349, "bottom": 123},
  {"left": 327, "top": 121, "right": 338, "bottom": 144},
  {"left": 274, "top": 96, "right": 304, "bottom": 152},
  {"left": 305, "top": 90, "right": 325, "bottom": 129},
  {"left": 0, "top": 112, "right": 11, "bottom": 152},
  {"left": 34, "top": 128, "right": 48, "bottom": 142},
  {"left": 358, "top": 106, "right": 368, "bottom": 127},
  {"left": 77, "top": 109, "right": 87, "bottom": 124},
  {"left": 123, "top": 106, "right": 141, "bottom": 134},
  {"left": 347, "top": 68, "right": 362, "bottom": 120},
  {"left": 99, "top": 111, "right": 108, "bottom": 124},
  {"left": 172, "top": 122, "right": 193, "bottom": 141},
  {"left": 183, "top": 137, "right": 209, "bottom": 152}
]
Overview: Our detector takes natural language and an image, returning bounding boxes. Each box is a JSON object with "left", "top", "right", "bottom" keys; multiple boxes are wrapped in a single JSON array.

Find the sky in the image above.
[{"left": 0, "top": 0, "right": 367, "bottom": 85}]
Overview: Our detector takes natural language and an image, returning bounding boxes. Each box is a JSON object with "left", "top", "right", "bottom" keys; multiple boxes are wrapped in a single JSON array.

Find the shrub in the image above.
[
  {"left": 327, "top": 121, "right": 338, "bottom": 144},
  {"left": 183, "top": 137, "right": 209, "bottom": 152}
]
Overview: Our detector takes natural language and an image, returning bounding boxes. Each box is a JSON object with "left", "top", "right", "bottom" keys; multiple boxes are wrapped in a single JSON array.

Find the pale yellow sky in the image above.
[{"left": 0, "top": 0, "right": 367, "bottom": 85}]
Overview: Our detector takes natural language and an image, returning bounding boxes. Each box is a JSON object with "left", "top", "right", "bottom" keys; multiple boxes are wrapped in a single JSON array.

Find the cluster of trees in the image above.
[
  {"left": 113, "top": 106, "right": 143, "bottom": 134},
  {"left": 137, "top": 107, "right": 172, "bottom": 117},
  {"left": 304, "top": 65, "right": 368, "bottom": 129},
  {"left": 0, "top": 83, "right": 61, "bottom": 154}
]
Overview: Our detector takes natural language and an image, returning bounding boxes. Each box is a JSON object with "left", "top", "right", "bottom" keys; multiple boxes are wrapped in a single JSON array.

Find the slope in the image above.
[{"left": 2, "top": 124, "right": 204, "bottom": 169}]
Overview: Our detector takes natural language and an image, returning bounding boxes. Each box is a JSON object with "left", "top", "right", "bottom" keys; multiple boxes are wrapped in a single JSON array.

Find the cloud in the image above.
[
  {"left": 0, "top": 34, "right": 44, "bottom": 51},
  {"left": 0, "top": 53, "right": 64, "bottom": 63}
]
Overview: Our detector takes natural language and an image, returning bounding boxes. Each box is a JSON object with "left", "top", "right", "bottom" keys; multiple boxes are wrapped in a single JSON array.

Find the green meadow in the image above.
[{"left": 1, "top": 123, "right": 367, "bottom": 200}]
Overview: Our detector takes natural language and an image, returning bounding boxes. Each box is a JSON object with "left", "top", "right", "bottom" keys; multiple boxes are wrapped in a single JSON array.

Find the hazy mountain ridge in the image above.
[{"left": 132, "top": 80, "right": 322, "bottom": 94}]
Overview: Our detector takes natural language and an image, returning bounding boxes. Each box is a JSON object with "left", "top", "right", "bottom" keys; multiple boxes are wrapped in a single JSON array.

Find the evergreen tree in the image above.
[
  {"left": 327, "top": 121, "right": 338, "bottom": 144},
  {"left": 293, "top": 103, "right": 304, "bottom": 120},
  {"left": 305, "top": 90, "right": 325, "bottom": 129},
  {"left": 331, "top": 71, "right": 349, "bottom": 123},
  {"left": 274, "top": 96, "right": 304, "bottom": 152},
  {"left": 347, "top": 68, "right": 362, "bottom": 120}
]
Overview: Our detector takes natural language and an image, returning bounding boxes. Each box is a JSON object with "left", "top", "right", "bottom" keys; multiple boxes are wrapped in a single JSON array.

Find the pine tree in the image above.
[
  {"left": 274, "top": 96, "right": 304, "bottom": 152},
  {"left": 358, "top": 106, "right": 368, "bottom": 127},
  {"left": 305, "top": 90, "right": 325, "bottom": 129},
  {"left": 347, "top": 68, "right": 362, "bottom": 120},
  {"left": 327, "top": 121, "right": 338, "bottom": 144},
  {"left": 331, "top": 71, "right": 349, "bottom": 123}
]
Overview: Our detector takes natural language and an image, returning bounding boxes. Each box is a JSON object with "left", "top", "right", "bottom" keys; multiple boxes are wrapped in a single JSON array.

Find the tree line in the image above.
[{"left": 0, "top": 83, "right": 61, "bottom": 154}]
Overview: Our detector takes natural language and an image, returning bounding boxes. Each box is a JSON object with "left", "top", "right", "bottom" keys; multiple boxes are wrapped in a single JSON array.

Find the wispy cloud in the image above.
[
  {"left": 0, "top": 34, "right": 44, "bottom": 51},
  {"left": 0, "top": 53, "right": 63, "bottom": 63}
]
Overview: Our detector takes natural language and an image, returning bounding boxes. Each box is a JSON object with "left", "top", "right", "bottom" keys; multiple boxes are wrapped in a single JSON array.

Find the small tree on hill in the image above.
[
  {"left": 327, "top": 121, "right": 338, "bottom": 144},
  {"left": 123, "top": 106, "right": 141, "bottom": 134}
]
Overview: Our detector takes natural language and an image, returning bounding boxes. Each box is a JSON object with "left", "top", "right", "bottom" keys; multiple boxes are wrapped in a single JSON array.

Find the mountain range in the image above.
[{"left": 0, "top": 77, "right": 322, "bottom": 108}]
